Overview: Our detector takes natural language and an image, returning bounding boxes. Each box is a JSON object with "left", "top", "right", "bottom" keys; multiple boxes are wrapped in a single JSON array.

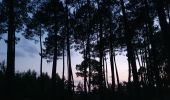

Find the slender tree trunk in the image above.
[
  {"left": 62, "top": 41, "right": 65, "bottom": 97},
  {"left": 155, "top": 0, "right": 170, "bottom": 85},
  {"left": 83, "top": 44, "right": 87, "bottom": 94},
  {"left": 96, "top": 1, "right": 104, "bottom": 99},
  {"left": 98, "top": 14, "right": 104, "bottom": 100},
  {"left": 86, "top": 0, "right": 91, "bottom": 93},
  {"left": 66, "top": 33, "right": 73, "bottom": 95},
  {"left": 40, "top": 30, "right": 43, "bottom": 77},
  {"left": 128, "top": 59, "right": 131, "bottom": 83},
  {"left": 135, "top": 50, "right": 142, "bottom": 68},
  {"left": 104, "top": 57, "right": 109, "bottom": 88},
  {"left": 86, "top": 35, "right": 90, "bottom": 93},
  {"left": 39, "top": 29, "right": 44, "bottom": 98},
  {"left": 143, "top": 38, "right": 153, "bottom": 86},
  {"left": 62, "top": 44, "right": 65, "bottom": 81},
  {"left": 6, "top": 0, "right": 15, "bottom": 81},
  {"left": 71, "top": 71, "right": 75, "bottom": 92},
  {"left": 102, "top": 57, "right": 106, "bottom": 88},
  {"left": 113, "top": 53, "right": 120, "bottom": 87},
  {"left": 143, "top": 0, "right": 161, "bottom": 87},
  {"left": 51, "top": 46, "right": 57, "bottom": 91},
  {"left": 109, "top": 9, "right": 115, "bottom": 93},
  {"left": 140, "top": 49, "right": 145, "bottom": 68},
  {"left": 65, "top": 2, "right": 74, "bottom": 97},
  {"left": 120, "top": 0, "right": 139, "bottom": 93},
  {"left": 62, "top": 30, "right": 66, "bottom": 95},
  {"left": 51, "top": 1, "right": 59, "bottom": 98},
  {"left": 109, "top": 45, "right": 115, "bottom": 92},
  {"left": 88, "top": 56, "right": 91, "bottom": 92},
  {"left": 126, "top": 46, "right": 138, "bottom": 88}
]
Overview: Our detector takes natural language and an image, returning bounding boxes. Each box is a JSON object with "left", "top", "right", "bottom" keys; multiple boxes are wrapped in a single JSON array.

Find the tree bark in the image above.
[
  {"left": 113, "top": 53, "right": 120, "bottom": 87},
  {"left": 83, "top": 45, "right": 87, "bottom": 94},
  {"left": 102, "top": 57, "right": 106, "bottom": 88},
  {"left": 62, "top": 43, "right": 65, "bottom": 81},
  {"left": 120, "top": 0, "right": 139, "bottom": 92},
  {"left": 6, "top": 0, "right": 15, "bottom": 99},
  {"left": 104, "top": 57, "right": 109, "bottom": 88},
  {"left": 40, "top": 30, "right": 43, "bottom": 77},
  {"left": 155, "top": 0, "right": 170, "bottom": 85},
  {"left": 108, "top": 6, "right": 115, "bottom": 93},
  {"left": 143, "top": 0, "right": 161, "bottom": 87},
  {"left": 65, "top": 1, "right": 74, "bottom": 97},
  {"left": 51, "top": 0, "right": 59, "bottom": 97},
  {"left": 109, "top": 43, "right": 115, "bottom": 92}
]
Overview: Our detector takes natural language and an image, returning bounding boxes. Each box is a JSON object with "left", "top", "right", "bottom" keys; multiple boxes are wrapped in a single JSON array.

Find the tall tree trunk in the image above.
[
  {"left": 98, "top": 14, "right": 104, "bottom": 100},
  {"left": 96, "top": 1, "right": 104, "bottom": 99},
  {"left": 120, "top": 0, "right": 139, "bottom": 92},
  {"left": 66, "top": 32, "right": 73, "bottom": 95},
  {"left": 51, "top": 0, "right": 59, "bottom": 97},
  {"left": 86, "top": 0, "right": 91, "bottom": 93},
  {"left": 102, "top": 57, "right": 106, "bottom": 88},
  {"left": 104, "top": 57, "right": 109, "bottom": 88},
  {"left": 62, "top": 41, "right": 65, "bottom": 96},
  {"left": 99, "top": 35, "right": 104, "bottom": 99},
  {"left": 39, "top": 29, "right": 44, "bottom": 98},
  {"left": 109, "top": 44, "right": 115, "bottom": 93},
  {"left": 51, "top": 46, "right": 57, "bottom": 92},
  {"left": 86, "top": 34, "right": 90, "bottom": 93},
  {"left": 40, "top": 30, "right": 43, "bottom": 77},
  {"left": 83, "top": 45, "right": 87, "bottom": 94},
  {"left": 6, "top": 0, "right": 15, "bottom": 81},
  {"left": 88, "top": 56, "right": 91, "bottom": 92},
  {"left": 113, "top": 53, "right": 120, "bottom": 87},
  {"left": 128, "top": 59, "right": 131, "bottom": 83},
  {"left": 109, "top": 8, "right": 115, "bottom": 93},
  {"left": 65, "top": 2, "right": 73, "bottom": 97},
  {"left": 155, "top": 0, "right": 170, "bottom": 85},
  {"left": 143, "top": 37, "right": 154, "bottom": 86},
  {"left": 62, "top": 43, "right": 65, "bottom": 81},
  {"left": 6, "top": 0, "right": 15, "bottom": 99},
  {"left": 143, "top": 0, "right": 161, "bottom": 87},
  {"left": 135, "top": 50, "right": 141, "bottom": 68}
]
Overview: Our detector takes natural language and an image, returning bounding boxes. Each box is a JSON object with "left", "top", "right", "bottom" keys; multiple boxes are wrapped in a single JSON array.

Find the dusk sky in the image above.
[{"left": 0, "top": 33, "right": 129, "bottom": 84}]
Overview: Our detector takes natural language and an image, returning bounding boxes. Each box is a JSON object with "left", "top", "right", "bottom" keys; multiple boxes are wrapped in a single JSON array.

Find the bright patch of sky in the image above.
[{"left": 0, "top": 33, "right": 129, "bottom": 85}]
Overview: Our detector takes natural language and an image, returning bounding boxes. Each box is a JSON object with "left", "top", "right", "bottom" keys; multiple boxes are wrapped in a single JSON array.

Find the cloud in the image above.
[
  {"left": 18, "top": 38, "right": 39, "bottom": 58},
  {"left": 22, "top": 46, "right": 38, "bottom": 57},
  {"left": 16, "top": 50, "right": 26, "bottom": 57},
  {"left": 0, "top": 50, "right": 26, "bottom": 58}
]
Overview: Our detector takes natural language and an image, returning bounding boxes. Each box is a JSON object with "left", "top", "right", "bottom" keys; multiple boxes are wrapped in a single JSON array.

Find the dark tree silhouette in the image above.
[
  {"left": 24, "top": 0, "right": 46, "bottom": 77},
  {"left": 76, "top": 59, "right": 101, "bottom": 90},
  {"left": 0, "top": 0, "right": 31, "bottom": 99},
  {"left": 1, "top": 0, "right": 170, "bottom": 100},
  {"left": 154, "top": 0, "right": 170, "bottom": 85},
  {"left": 64, "top": 0, "right": 75, "bottom": 98},
  {"left": 74, "top": 0, "right": 96, "bottom": 93},
  {"left": 120, "top": 0, "right": 139, "bottom": 90}
]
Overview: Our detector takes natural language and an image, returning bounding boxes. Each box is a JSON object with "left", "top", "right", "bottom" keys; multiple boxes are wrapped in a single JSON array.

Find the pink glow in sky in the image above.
[{"left": 0, "top": 35, "right": 129, "bottom": 84}]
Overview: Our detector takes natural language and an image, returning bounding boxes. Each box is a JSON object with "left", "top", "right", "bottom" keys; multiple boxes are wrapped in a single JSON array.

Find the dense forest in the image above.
[{"left": 0, "top": 0, "right": 170, "bottom": 100}]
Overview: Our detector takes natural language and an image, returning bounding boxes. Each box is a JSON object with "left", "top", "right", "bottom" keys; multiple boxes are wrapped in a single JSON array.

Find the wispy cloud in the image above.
[
  {"left": 18, "top": 38, "right": 39, "bottom": 58},
  {"left": 1, "top": 50, "right": 26, "bottom": 58},
  {"left": 16, "top": 50, "right": 26, "bottom": 58}
]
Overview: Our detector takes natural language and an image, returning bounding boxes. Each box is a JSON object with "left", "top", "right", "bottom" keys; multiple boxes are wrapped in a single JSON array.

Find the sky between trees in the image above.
[{"left": 0, "top": 34, "right": 129, "bottom": 83}]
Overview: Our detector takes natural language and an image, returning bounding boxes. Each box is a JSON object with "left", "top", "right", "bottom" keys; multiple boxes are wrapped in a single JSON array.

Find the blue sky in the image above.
[{"left": 0, "top": 34, "right": 129, "bottom": 84}]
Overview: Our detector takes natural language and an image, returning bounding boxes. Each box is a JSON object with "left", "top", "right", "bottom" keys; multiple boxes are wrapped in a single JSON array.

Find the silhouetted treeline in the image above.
[{"left": 0, "top": 0, "right": 170, "bottom": 100}]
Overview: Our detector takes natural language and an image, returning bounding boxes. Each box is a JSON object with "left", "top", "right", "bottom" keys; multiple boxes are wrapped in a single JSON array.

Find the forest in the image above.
[{"left": 0, "top": 0, "right": 170, "bottom": 100}]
